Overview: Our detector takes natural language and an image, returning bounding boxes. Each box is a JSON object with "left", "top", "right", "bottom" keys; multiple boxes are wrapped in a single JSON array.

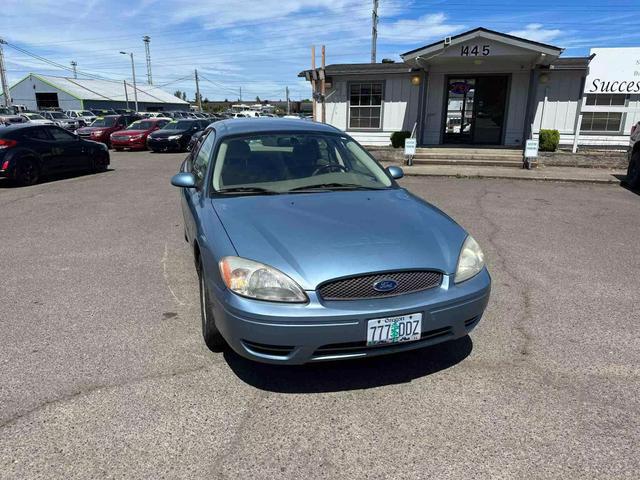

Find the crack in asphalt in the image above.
[
  {"left": 475, "top": 184, "right": 534, "bottom": 359},
  {"left": 0, "top": 363, "right": 216, "bottom": 430},
  {"left": 208, "top": 388, "right": 272, "bottom": 479}
]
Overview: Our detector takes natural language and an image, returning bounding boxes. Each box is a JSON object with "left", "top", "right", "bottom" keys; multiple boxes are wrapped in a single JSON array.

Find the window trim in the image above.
[{"left": 347, "top": 80, "right": 385, "bottom": 132}]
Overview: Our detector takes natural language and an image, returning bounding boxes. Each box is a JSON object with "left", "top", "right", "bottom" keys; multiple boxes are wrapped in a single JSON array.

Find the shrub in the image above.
[
  {"left": 539, "top": 129, "right": 560, "bottom": 152},
  {"left": 390, "top": 131, "right": 411, "bottom": 148}
]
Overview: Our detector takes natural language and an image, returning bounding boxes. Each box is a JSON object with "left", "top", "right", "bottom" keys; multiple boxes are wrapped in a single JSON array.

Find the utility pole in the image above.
[
  {"left": 321, "top": 45, "right": 326, "bottom": 124},
  {"left": 311, "top": 45, "right": 316, "bottom": 121},
  {"left": 239, "top": 86, "right": 242, "bottom": 102},
  {"left": 120, "top": 51, "right": 138, "bottom": 111},
  {"left": 371, "top": 0, "right": 379, "bottom": 63},
  {"left": 70, "top": 61, "right": 78, "bottom": 79},
  {"left": 0, "top": 38, "right": 12, "bottom": 107},
  {"left": 285, "top": 86, "right": 290, "bottom": 115},
  {"left": 123, "top": 80, "right": 130, "bottom": 110},
  {"left": 143, "top": 36, "right": 152, "bottom": 85},
  {"left": 194, "top": 69, "right": 202, "bottom": 111}
]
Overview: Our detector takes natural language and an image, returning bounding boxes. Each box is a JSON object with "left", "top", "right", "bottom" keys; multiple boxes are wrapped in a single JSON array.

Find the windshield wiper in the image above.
[
  {"left": 288, "top": 183, "right": 381, "bottom": 192},
  {"left": 216, "top": 186, "right": 280, "bottom": 195}
]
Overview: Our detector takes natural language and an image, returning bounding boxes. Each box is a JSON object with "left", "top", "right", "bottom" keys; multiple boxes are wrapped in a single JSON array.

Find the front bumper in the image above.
[
  {"left": 147, "top": 136, "right": 184, "bottom": 151},
  {"left": 111, "top": 136, "right": 146, "bottom": 149},
  {"left": 208, "top": 268, "right": 491, "bottom": 364}
]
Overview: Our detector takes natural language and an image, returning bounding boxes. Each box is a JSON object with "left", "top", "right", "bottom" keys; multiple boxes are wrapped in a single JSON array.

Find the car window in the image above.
[
  {"left": 47, "top": 127, "right": 77, "bottom": 141},
  {"left": 192, "top": 130, "right": 216, "bottom": 184},
  {"left": 211, "top": 133, "right": 392, "bottom": 192},
  {"left": 23, "top": 128, "right": 50, "bottom": 141}
]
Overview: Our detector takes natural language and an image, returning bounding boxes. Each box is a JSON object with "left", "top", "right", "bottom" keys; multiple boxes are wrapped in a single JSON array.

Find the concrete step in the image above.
[
  {"left": 413, "top": 153, "right": 523, "bottom": 161},
  {"left": 415, "top": 148, "right": 522, "bottom": 156},
  {"left": 412, "top": 157, "right": 531, "bottom": 168}
]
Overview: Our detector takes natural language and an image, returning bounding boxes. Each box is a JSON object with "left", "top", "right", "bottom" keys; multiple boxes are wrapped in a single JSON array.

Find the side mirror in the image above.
[
  {"left": 386, "top": 166, "right": 404, "bottom": 180},
  {"left": 171, "top": 172, "right": 197, "bottom": 188}
]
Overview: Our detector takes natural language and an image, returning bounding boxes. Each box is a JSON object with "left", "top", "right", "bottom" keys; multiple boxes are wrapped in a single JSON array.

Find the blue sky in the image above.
[{"left": 2, "top": 0, "right": 639, "bottom": 101}]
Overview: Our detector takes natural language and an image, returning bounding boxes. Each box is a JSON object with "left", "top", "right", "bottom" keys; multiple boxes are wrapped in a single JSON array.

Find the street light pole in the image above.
[{"left": 120, "top": 51, "right": 138, "bottom": 112}]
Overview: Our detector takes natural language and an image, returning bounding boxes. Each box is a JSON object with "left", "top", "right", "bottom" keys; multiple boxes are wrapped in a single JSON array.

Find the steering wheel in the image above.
[{"left": 312, "top": 164, "right": 348, "bottom": 175}]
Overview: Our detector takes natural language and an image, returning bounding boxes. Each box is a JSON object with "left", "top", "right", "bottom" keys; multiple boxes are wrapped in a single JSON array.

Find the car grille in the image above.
[
  {"left": 318, "top": 270, "right": 442, "bottom": 300},
  {"left": 77, "top": 132, "right": 91, "bottom": 138}
]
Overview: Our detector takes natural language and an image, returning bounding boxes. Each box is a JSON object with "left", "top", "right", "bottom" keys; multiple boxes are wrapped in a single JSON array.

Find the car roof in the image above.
[
  {"left": 0, "top": 123, "right": 45, "bottom": 134},
  {"left": 211, "top": 118, "right": 339, "bottom": 137}
]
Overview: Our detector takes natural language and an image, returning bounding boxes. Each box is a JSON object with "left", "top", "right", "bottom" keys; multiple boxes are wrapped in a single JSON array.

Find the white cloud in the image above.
[
  {"left": 507, "top": 24, "right": 562, "bottom": 44},
  {"left": 379, "top": 13, "right": 465, "bottom": 44}
]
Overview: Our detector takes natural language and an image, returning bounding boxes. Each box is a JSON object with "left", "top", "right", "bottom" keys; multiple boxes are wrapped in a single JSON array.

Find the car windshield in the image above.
[
  {"left": 211, "top": 133, "right": 393, "bottom": 194},
  {"left": 80, "top": 111, "right": 94, "bottom": 116},
  {"left": 26, "top": 113, "right": 45, "bottom": 120},
  {"left": 163, "top": 120, "right": 193, "bottom": 130},
  {"left": 126, "top": 120, "right": 154, "bottom": 130},
  {"left": 49, "top": 112, "right": 66, "bottom": 119},
  {"left": 91, "top": 117, "right": 117, "bottom": 127}
]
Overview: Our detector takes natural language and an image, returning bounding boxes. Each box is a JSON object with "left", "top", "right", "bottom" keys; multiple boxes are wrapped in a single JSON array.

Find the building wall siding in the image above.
[
  {"left": 320, "top": 74, "right": 419, "bottom": 146},
  {"left": 9, "top": 75, "right": 82, "bottom": 111}
]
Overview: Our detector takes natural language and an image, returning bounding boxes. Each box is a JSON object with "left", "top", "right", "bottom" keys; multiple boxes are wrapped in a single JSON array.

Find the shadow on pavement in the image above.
[
  {"left": 225, "top": 335, "right": 473, "bottom": 393},
  {"left": 0, "top": 168, "right": 113, "bottom": 189}
]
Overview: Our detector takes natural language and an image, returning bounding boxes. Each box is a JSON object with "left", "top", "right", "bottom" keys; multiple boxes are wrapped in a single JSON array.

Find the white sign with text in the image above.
[{"left": 585, "top": 47, "right": 640, "bottom": 94}]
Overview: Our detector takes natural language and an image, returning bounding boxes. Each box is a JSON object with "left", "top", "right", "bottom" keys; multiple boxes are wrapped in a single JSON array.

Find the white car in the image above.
[
  {"left": 20, "top": 113, "right": 56, "bottom": 125},
  {"left": 64, "top": 110, "right": 96, "bottom": 126},
  {"left": 39, "top": 111, "right": 80, "bottom": 130}
]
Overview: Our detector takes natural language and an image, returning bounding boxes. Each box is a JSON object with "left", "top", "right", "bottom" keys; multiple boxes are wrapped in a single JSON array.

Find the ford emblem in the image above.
[{"left": 373, "top": 279, "right": 398, "bottom": 292}]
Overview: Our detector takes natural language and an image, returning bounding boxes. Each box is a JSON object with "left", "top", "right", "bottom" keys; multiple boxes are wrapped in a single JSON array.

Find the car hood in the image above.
[
  {"left": 113, "top": 129, "right": 148, "bottom": 136},
  {"left": 77, "top": 126, "right": 112, "bottom": 133},
  {"left": 212, "top": 189, "right": 468, "bottom": 290},
  {"left": 151, "top": 129, "right": 188, "bottom": 138}
]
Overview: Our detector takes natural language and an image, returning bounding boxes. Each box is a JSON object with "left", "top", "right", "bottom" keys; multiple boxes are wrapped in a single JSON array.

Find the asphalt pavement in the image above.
[{"left": 1, "top": 151, "right": 638, "bottom": 479}]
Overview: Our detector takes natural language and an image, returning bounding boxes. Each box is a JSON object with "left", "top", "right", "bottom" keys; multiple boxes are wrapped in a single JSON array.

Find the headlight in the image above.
[
  {"left": 219, "top": 256, "right": 307, "bottom": 303},
  {"left": 91, "top": 130, "right": 104, "bottom": 136},
  {"left": 455, "top": 235, "right": 485, "bottom": 283},
  {"left": 168, "top": 134, "right": 183, "bottom": 140}
]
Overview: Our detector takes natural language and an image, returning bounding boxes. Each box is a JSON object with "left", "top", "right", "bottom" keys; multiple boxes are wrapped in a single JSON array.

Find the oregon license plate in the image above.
[{"left": 366, "top": 313, "right": 422, "bottom": 346}]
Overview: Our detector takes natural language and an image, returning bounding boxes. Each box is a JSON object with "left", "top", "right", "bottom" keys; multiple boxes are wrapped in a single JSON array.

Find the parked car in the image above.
[
  {"left": 38, "top": 111, "right": 79, "bottom": 130},
  {"left": 19, "top": 112, "right": 55, "bottom": 125},
  {"left": 0, "top": 124, "right": 109, "bottom": 186},
  {"left": 147, "top": 119, "right": 208, "bottom": 152},
  {"left": 1, "top": 107, "right": 28, "bottom": 126},
  {"left": 170, "top": 118, "right": 491, "bottom": 364},
  {"left": 64, "top": 110, "right": 97, "bottom": 127},
  {"left": 110, "top": 117, "right": 171, "bottom": 151},
  {"left": 76, "top": 114, "right": 140, "bottom": 147},
  {"left": 625, "top": 121, "right": 640, "bottom": 189}
]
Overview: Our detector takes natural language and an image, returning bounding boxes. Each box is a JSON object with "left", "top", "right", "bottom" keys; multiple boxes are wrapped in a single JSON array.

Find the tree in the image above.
[
  {"left": 256, "top": 96, "right": 261, "bottom": 103},
  {"left": 173, "top": 90, "right": 182, "bottom": 99},
  {"left": 203, "top": 97, "right": 210, "bottom": 103},
  {"left": 182, "top": 92, "right": 187, "bottom": 101},
  {"left": 224, "top": 98, "right": 228, "bottom": 103}
]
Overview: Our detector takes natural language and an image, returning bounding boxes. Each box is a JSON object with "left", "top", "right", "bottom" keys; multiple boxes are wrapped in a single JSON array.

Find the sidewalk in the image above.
[{"left": 388, "top": 163, "right": 626, "bottom": 184}]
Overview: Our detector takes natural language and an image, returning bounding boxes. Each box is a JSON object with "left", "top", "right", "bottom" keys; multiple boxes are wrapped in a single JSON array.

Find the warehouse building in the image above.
[
  {"left": 1, "top": 73, "right": 189, "bottom": 112},
  {"left": 300, "top": 27, "right": 639, "bottom": 148}
]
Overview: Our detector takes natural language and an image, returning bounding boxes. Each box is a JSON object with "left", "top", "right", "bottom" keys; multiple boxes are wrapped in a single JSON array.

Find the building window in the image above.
[
  {"left": 580, "top": 112, "right": 623, "bottom": 132},
  {"left": 349, "top": 82, "right": 383, "bottom": 129},
  {"left": 585, "top": 94, "right": 626, "bottom": 106}
]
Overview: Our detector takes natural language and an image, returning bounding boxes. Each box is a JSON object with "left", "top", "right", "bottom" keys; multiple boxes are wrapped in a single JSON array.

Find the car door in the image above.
[
  {"left": 20, "top": 127, "right": 59, "bottom": 175},
  {"left": 44, "top": 126, "right": 87, "bottom": 170},
  {"left": 183, "top": 130, "right": 216, "bottom": 243}
]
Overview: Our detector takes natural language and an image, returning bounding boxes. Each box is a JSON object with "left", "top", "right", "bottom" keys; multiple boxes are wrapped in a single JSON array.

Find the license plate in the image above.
[{"left": 366, "top": 313, "right": 422, "bottom": 346}]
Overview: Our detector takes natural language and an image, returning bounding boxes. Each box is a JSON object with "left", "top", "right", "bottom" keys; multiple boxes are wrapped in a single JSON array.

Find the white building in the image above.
[
  {"left": 300, "top": 28, "right": 639, "bottom": 148},
  {"left": 0, "top": 73, "right": 190, "bottom": 112}
]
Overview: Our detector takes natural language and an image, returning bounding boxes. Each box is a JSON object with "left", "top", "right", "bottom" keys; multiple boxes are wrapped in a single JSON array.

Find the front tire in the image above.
[
  {"left": 198, "top": 257, "right": 225, "bottom": 351},
  {"left": 626, "top": 151, "right": 640, "bottom": 189}
]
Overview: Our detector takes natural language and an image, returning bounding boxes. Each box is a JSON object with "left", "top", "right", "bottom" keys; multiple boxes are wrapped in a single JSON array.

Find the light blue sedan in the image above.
[{"left": 172, "top": 118, "right": 490, "bottom": 364}]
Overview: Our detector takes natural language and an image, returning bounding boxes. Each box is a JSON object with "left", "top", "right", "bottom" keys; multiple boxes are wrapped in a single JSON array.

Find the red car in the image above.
[
  {"left": 76, "top": 114, "right": 140, "bottom": 147},
  {"left": 110, "top": 118, "right": 171, "bottom": 151}
]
